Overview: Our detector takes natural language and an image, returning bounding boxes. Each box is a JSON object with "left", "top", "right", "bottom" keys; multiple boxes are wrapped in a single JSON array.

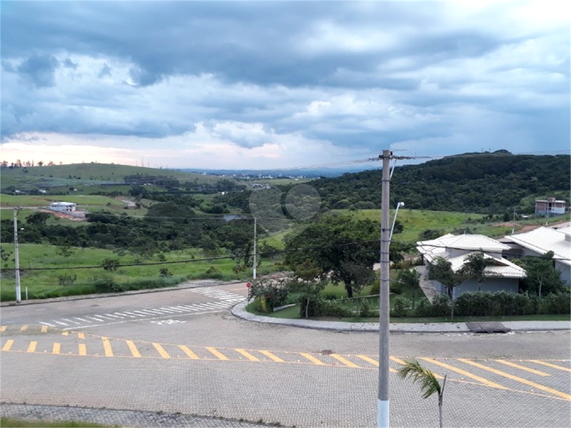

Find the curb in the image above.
[{"left": 231, "top": 301, "right": 571, "bottom": 334}]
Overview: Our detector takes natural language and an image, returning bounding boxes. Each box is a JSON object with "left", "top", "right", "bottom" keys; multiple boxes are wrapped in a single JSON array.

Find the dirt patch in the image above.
[{"left": 39, "top": 209, "right": 86, "bottom": 221}]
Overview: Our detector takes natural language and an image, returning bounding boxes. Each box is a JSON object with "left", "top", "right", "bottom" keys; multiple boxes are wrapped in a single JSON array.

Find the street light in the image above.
[{"left": 390, "top": 202, "right": 405, "bottom": 241}]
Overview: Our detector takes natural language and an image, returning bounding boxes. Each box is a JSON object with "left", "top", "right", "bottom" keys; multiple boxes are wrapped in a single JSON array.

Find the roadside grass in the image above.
[
  {"left": 0, "top": 417, "right": 113, "bottom": 427},
  {"left": 0, "top": 243, "right": 278, "bottom": 302}
]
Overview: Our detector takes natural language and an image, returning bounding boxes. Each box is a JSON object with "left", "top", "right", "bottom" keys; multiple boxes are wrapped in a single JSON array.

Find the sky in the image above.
[{"left": 1, "top": 0, "right": 570, "bottom": 170}]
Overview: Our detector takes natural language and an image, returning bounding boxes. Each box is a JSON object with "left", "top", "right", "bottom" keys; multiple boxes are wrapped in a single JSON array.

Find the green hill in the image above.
[{"left": 312, "top": 151, "right": 570, "bottom": 214}]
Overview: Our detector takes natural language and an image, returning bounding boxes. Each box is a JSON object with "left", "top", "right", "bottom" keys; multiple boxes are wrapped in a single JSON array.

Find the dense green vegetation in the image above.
[{"left": 312, "top": 151, "right": 570, "bottom": 214}]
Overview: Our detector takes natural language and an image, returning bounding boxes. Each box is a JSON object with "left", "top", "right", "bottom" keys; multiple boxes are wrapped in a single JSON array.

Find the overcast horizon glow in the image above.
[{"left": 1, "top": 1, "right": 569, "bottom": 169}]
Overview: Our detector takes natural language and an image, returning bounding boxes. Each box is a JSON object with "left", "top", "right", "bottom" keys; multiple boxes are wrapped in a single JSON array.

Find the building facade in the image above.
[
  {"left": 535, "top": 198, "right": 566, "bottom": 216},
  {"left": 49, "top": 202, "right": 77, "bottom": 212}
]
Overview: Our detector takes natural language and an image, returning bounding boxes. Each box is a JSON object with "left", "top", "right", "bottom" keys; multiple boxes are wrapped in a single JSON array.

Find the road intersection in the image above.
[{"left": 1, "top": 283, "right": 570, "bottom": 427}]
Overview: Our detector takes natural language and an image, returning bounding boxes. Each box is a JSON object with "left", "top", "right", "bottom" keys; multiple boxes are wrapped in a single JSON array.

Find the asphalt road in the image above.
[{"left": 1, "top": 284, "right": 570, "bottom": 428}]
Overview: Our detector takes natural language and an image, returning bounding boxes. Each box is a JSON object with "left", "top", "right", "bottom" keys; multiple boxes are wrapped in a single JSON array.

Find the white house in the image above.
[
  {"left": 49, "top": 202, "right": 77, "bottom": 212},
  {"left": 417, "top": 234, "right": 527, "bottom": 298},
  {"left": 504, "top": 226, "right": 571, "bottom": 286}
]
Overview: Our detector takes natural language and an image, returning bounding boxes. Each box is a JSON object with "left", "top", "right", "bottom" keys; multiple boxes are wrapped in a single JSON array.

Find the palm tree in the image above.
[
  {"left": 461, "top": 251, "right": 496, "bottom": 291},
  {"left": 397, "top": 358, "right": 447, "bottom": 428},
  {"left": 396, "top": 268, "right": 421, "bottom": 309}
]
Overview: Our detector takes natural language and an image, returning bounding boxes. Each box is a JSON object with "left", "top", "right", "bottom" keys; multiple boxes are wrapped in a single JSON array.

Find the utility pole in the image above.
[
  {"left": 378, "top": 150, "right": 391, "bottom": 428},
  {"left": 13, "top": 207, "right": 22, "bottom": 304},
  {"left": 253, "top": 217, "right": 257, "bottom": 280}
]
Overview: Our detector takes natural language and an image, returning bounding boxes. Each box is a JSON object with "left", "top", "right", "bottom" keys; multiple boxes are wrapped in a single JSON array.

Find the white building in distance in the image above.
[{"left": 49, "top": 202, "right": 77, "bottom": 212}]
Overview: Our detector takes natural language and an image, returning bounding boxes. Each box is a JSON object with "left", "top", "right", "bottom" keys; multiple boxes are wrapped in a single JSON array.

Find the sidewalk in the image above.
[{"left": 231, "top": 300, "right": 571, "bottom": 333}]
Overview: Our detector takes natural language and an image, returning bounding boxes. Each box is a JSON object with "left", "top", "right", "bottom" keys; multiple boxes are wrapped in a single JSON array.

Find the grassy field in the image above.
[
  {"left": 0, "top": 243, "right": 275, "bottom": 302},
  {"left": 0, "top": 418, "right": 111, "bottom": 428}
]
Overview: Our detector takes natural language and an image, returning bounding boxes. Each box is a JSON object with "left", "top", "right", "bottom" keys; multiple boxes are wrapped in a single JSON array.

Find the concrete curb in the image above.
[{"left": 231, "top": 301, "right": 571, "bottom": 334}]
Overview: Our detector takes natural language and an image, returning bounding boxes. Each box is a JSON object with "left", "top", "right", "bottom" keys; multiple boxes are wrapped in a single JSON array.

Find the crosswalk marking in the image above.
[
  {"left": 52, "top": 343, "right": 60, "bottom": 354},
  {"left": 420, "top": 357, "right": 507, "bottom": 390},
  {"left": 61, "top": 318, "right": 79, "bottom": 325},
  {"left": 331, "top": 354, "right": 360, "bottom": 368},
  {"left": 3, "top": 340, "right": 14, "bottom": 351},
  {"left": 0, "top": 326, "right": 6, "bottom": 332},
  {"left": 300, "top": 353, "right": 325, "bottom": 365},
  {"left": 20, "top": 325, "right": 28, "bottom": 332},
  {"left": 458, "top": 358, "right": 571, "bottom": 401},
  {"left": 236, "top": 348, "right": 260, "bottom": 362},
  {"left": 207, "top": 347, "right": 229, "bottom": 360},
  {"left": 528, "top": 360, "right": 571, "bottom": 373},
  {"left": 77, "top": 333, "right": 85, "bottom": 339},
  {"left": 153, "top": 343, "right": 170, "bottom": 359},
  {"left": 78, "top": 344, "right": 87, "bottom": 356},
  {"left": 495, "top": 359, "right": 550, "bottom": 376},
  {"left": 40, "top": 322, "right": 56, "bottom": 327},
  {"left": 126, "top": 340, "right": 141, "bottom": 358},
  {"left": 62, "top": 331, "right": 69, "bottom": 336},
  {"left": 41, "top": 326, "right": 48, "bottom": 333}
]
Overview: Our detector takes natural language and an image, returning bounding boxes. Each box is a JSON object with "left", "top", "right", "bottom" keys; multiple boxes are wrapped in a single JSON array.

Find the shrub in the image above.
[
  {"left": 94, "top": 276, "right": 122, "bottom": 293},
  {"left": 392, "top": 296, "right": 410, "bottom": 317},
  {"left": 319, "top": 299, "right": 354, "bottom": 317}
]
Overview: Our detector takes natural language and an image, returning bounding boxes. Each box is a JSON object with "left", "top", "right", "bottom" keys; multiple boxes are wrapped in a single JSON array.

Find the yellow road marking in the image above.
[
  {"left": 357, "top": 355, "right": 398, "bottom": 372},
  {"left": 41, "top": 326, "right": 48, "bottom": 333},
  {"left": 20, "top": 325, "right": 28, "bottom": 332},
  {"left": 78, "top": 333, "right": 85, "bottom": 339},
  {"left": 27, "top": 341, "right": 37, "bottom": 353},
  {"left": 179, "top": 345, "right": 199, "bottom": 359},
  {"left": 458, "top": 358, "right": 571, "bottom": 401},
  {"left": 126, "top": 340, "right": 141, "bottom": 358},
  {"left": 528, "top": 360, "right": 571, "bottom": 373},
  {"left": 2, "top": 340, "right": 14, "bottom": 351},
  {"left": 331, "top": 354, "right": 360, "bottom": 368},
  {"left": 300, "top": 353, "right": 325, "bottom": 366},
  {"left": 101, "top": 337, "right": 113, "bottom": 357},
  {"left": 62, "top": 331, "right": 69, "bottom": 336},
  {"left": 153, "top": 343, "right": 170, "bottom": 359},
  {"left": 78, "top": 344, "right": 87, "bottom": 356},
  {"left": 0, "top": 326, "right": 6, "bottom": 332},
  {"left": 52, "top": 343, "right": 61, "bottom": 355},
  {"left": 259, "top": 350, "right": 284, "bottom": 363},
  {"left": 495, "top": 359, "right": 549, "bottom": 376},
  {"left": 420, "top": 357, "right": 507, "bottom": 390},
  {"left": 207, "top": 347, "right": 229, "bottom": 361},
  {"left": 236, "top": 348, "right": 260, "bottom": 362}
]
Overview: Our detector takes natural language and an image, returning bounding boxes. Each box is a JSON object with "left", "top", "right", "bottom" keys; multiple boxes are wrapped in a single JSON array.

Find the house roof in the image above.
[
  {"left": 447, "top": 252, "right": 527, "bottom": 279},
  {"left": 505, "top": 227, "right": 571, "bottom": 267},
  {"left": 417, "top": 233, "right": 510, "bottom": 263}
]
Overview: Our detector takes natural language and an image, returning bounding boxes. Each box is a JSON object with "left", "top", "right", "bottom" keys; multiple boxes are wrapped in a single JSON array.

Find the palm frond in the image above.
[{"left": 397, "top": 358, "right": 442, "bottom": 399}]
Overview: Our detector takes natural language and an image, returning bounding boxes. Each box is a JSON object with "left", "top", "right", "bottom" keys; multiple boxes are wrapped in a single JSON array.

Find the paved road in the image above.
[{"left": 1, "top": 284, "right": 570, "bottom": 428}]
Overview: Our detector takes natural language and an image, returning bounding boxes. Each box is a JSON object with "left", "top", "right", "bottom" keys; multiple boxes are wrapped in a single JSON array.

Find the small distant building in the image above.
[
  {"left": 50, "top": 202, "right": 77, "bottom": 212},
  {"left": 535, "top": 197, "right": 566, "bottom": 216}
]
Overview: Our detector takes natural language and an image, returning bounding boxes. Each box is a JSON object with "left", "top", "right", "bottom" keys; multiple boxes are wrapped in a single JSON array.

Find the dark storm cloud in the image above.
[{"left": 17, "top": 54, "right": 59, "bottom": 87}]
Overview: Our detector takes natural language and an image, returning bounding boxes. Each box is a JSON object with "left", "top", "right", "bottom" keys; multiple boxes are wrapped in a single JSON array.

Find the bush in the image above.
[
  {"left": 319, "top": 299, "right": 354, "bottom": 317},
  {"left": 94, "top": 276, "right": 122, "bottom": 293},
  {"left": 392, "top": 296, "right": 410, "bottom": 317}
]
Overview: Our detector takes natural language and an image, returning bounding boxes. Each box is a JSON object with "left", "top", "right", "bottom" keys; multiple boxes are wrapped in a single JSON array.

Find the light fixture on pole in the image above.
[{"left": 390, "top": 202, "right": 405, "bottom": 241}]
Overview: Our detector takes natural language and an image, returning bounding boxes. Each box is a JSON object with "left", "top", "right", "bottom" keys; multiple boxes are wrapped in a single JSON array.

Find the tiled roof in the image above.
[
  {"left": 505, "top": 227, "right": 571, "bottom": 266},
  {"left": 417, "top": 233, "right": 510, "bottom": 263},
  {"left": 447, "top": 252, "right": 527, "bottom": 278}
]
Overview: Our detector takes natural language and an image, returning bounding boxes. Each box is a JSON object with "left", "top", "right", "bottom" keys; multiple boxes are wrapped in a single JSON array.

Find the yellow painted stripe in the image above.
[
  {"left": 206, "top": 347, "right": 229, "bottom": 361},
  {"left": 62, "top": 331, "right": 69, "bottom": 336},
  {"left": 179, "top": 345, "right": 199, "bottom": 360},
  {"left": 331, "top": 354, "right": 360, "bottom": 368},
  {"left": 420, "top": 357, "right": 507, "bottom": 390},
  {"left": 41, "top": 326, "right": 48, "bottom": 333},
  {"left": 259, "top": 350, "right": 284, "bottom": 363},
  {"left": 495, "top": 359, "right": 549, "bottom": 376},
  {"left": 2, "top": 340, "right": 14, "bottom": 351},
  {"left": 20, "top": 325, "right": 28, "bottom": 332},
  {"left": 27, "top": 341, "right": 37, "bottom": 353},
  {"left": 153, "top": 343, "right": 171, "bottom": 359},
  {"left": 528, "top": 360, "right": 571, "bottom": 373},
  {"left": 391, "top": 356, "right": 443, "bottom": 379},
  {"left": 300, "top": 353, "right": 326, "bottom": 365},
  {"left": 52, "top": 343, "right": 61, "bottom": 354},
  {"left": 235, "top": 348, "right": 260, "bottom": 362},
  {"left": 101, "top": 337, "right": 113, "bottom": 357},
  {"left": 77, "top": 332, "right": 85, "bottom": 339},
  {"left": 126, "top": 340, "right": 141, "bottom": 358},
  {"left": 78, "top": 344, "right": 87, "bottom": 356},
  {"left": 0, "top": 326, "right": 6, "bottom": 332},
  {"left": 458, "top": 358, "right": 571, "bottom": 401}
]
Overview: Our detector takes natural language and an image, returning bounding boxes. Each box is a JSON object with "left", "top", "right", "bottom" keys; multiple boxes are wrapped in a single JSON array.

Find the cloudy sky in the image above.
[{"left": 1, "top": 1, "right": 569, "bottom": 170}]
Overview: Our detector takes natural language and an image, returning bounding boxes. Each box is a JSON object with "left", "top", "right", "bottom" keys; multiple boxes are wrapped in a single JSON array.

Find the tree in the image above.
[
  {"left": 396, "top": 268, "right": 421, "bottom": 309},
  {"left": 460, "top": 251, "right": 496, "bottom": 291},
  {"left": 26, "top": 212, "right": 51, "bottom": 226},
  {"left": 397, "top": 358, "right": 447, "bottom": 428},
  {"left": 427, "top": 257, "right": 464, "bottom": 299},
  {"left": 519, "top": 251, "right": 564, "bottom": 297},
  {"left": 55, "top": 243, "right": 74, "bottom": 258},
  {"left": 284, "top": 214, "right": 378, "bottom": 298},
  {"left": 101, "top": 258, "right": 120, "bottom": 271}
]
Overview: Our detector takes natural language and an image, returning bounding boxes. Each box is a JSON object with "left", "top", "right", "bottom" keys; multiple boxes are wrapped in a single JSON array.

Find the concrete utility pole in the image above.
[
  {"left": 378, "top": 150, "right": 391, "bottom": 428},
  {"left": 13, "top": 207, "right": 22, "bottom": 304},
  {"left": 253, "top": 217, "right": 257, "bottom": 280}
]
